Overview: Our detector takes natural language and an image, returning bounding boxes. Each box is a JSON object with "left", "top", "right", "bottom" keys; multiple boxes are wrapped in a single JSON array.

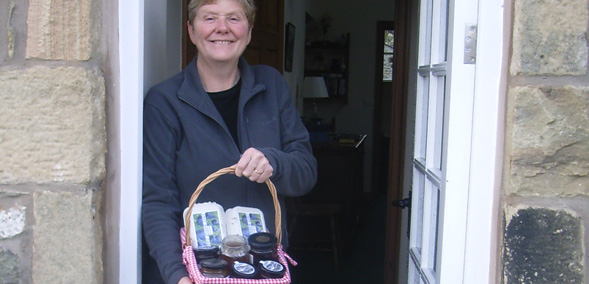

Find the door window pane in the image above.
[{"left": 383, "top": 30, "right": 394, "bottom": 81}]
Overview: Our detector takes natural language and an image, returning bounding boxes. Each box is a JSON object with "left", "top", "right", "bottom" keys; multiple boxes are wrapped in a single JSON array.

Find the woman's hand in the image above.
[
  {"left": 234, "top": 147, "right": 274, "bottom": 183},
  {"left": 178, "top": 276, "right": 192, "bottom": 284}
]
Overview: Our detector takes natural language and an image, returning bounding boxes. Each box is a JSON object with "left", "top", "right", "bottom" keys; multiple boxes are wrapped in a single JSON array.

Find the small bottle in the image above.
[
  {"left": 220, "top": 235, "right": 250, "bottom": 267},
  {"left": 248, "top": 232, "right": 278, "bottom": 264},
  {"left": 231, "top": 261, "right": 258, "bottom": 279},
  {"left": 199, "top": 258, "right": 229, "bottom": 278},
  {"left": 258, "top": 260, "right": 285, "bottom": 279},
  {"left": 194, "top": 245, "right": 219, "bottom": 262}
]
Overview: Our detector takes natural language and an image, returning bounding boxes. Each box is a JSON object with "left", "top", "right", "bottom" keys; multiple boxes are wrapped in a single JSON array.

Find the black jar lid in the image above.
[
  {"left": 232, "top": 261, "right": 258, "bottom": 279},
  {"left": 248, "top": 232, "right": 277, "bottom": 251},
  {"left": 194, "top": 245, "right": 219, "bottom": 258},
  {"left": 258, "top": 260, "right": 285, "bottom": 278},
  {"left": 200, "top": 258, "right": 228, "bottom": 270}
]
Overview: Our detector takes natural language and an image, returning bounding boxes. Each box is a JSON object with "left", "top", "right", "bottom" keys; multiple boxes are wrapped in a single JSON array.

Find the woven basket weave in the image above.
[{"left": 181, "top": 166, "right": 296, "bottom": 283}]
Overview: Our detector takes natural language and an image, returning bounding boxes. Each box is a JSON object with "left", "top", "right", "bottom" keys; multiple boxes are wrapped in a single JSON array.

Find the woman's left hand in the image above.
[{"left": 234, "top": 147, "right": 274, "bottom": 183}]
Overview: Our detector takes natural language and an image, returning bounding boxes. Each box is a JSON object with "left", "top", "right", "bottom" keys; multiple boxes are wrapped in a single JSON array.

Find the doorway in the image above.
[
  {"left": 178, "top": 1, "right": 401, "bottom": 283},
  {"left": 372, "top": 21, "right": 394, "bottom": 196},
  {"left": 117, "top": 0, "right": 503, "bottom": 282}
]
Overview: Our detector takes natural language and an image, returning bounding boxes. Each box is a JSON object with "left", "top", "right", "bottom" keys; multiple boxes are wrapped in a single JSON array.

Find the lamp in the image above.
[{"left": 303, "top": 76, "right": 329, "bottom": 115}]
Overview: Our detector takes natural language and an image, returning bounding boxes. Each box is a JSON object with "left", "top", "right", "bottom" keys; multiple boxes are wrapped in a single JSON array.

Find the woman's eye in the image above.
[{"left": 201, "top": 15, "right": 215, "bottom": 21}]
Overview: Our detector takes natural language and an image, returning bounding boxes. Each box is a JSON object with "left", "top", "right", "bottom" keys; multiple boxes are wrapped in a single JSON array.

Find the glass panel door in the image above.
[{"left": 407, "top": 0, "right": 478, "bottom": 282}]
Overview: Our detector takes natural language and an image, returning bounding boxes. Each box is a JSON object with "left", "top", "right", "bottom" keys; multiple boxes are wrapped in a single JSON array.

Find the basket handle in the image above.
[{"left": 183, "top": 165, "right": 282, "bottom": 248}]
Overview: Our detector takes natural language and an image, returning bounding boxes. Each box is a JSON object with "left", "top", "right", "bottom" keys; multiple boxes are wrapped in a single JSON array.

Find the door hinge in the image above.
[{"left": 464, "top": 24, "right": 477, "bottom": 64}]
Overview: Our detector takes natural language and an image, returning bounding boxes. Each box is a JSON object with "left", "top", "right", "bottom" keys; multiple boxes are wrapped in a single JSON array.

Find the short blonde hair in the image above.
[{"left": 188, "top": 0, "right": 256, "bottom": 27}]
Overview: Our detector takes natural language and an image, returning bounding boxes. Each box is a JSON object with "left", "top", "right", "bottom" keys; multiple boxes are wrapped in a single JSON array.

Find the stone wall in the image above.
[
  {"left": 503, "top": 0, "right": 588, "bottom": 282},
  {"left": 0, "top": 0, "right": 106, "bottom": 283}
]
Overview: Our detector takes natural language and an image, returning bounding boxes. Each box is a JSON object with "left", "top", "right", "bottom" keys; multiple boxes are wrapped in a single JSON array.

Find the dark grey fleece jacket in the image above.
[{"left": 142, "top": 57, "right": 317, "bottom": 284}]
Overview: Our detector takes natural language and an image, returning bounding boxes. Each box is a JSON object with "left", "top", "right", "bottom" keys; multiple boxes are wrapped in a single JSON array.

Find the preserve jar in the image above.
[
  {"left": 220, "top": 235, "right": 250, "bottom": 267},
  {"left": 199, "top": 258, "right": 229, "bottom": 278},
  {"left": 248, "top": 232, "right": 278, "bottom": 263},
  {"left": 231, "top": 261, "right": 258, "bottom": 279},
  {"left": 258, "top": 260, "right": 285, "bottom": 279}
]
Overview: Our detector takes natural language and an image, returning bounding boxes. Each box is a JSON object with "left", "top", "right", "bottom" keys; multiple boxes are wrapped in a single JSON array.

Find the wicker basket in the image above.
[{"left": 181, "top": 166, "right": 296, "bottom": 283}]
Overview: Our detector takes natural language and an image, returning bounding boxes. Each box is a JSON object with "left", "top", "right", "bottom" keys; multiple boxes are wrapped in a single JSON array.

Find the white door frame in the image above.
[
  {"left": 119, "top": 0, "right": 144, "bottom": 283},
  {"left": 461, "top": 0, "right": 504, "bottom": 282}
]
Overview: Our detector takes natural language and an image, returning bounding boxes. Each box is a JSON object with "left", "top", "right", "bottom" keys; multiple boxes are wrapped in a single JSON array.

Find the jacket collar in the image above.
[{"left": 177, "top": 57, "right": 266, "bottom": 117}]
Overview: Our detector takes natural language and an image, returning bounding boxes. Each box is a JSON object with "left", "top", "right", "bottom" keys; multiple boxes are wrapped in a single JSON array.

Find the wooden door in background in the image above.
[{"left": 182, "top": 0, "right": 285, "bottom": 72}]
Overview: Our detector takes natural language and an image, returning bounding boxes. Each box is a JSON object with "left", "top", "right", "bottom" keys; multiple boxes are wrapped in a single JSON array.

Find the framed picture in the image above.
[{"left": 284, "top": 22, "right": 295, "bottom": 72}]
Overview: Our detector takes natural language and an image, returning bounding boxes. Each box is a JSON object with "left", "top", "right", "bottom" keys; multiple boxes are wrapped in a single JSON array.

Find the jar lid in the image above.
[
  {"left": 194, "top": 245, "right": 219, "bottom": 258},
  {"left": 259, "top": 260, "right": 285, "bottom": 278},
  {"left": 200, "top": 258, "right": 228, "bottom": 270},
  {"left": 248, "top": 232, "right": 277, "bottom": 251},
  {"left": 232, "top": 261, "right": 258, "bottom": 278}
]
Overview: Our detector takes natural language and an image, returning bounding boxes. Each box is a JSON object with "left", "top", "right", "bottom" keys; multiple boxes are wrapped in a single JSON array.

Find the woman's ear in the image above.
[
  {"left": 187, "top": 21, "right": 197, "bottom": 45},
  {"left": 246, "top": 25, "right": 253, "bottom": 45}
]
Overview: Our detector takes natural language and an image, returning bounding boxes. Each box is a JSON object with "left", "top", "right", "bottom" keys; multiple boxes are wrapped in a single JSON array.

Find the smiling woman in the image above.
[
  {"left": 187, "top": 0, "right": 253, "bottom": 91},
  {"left": 141, "top": 0, "right": 317, "bottom": 284}
]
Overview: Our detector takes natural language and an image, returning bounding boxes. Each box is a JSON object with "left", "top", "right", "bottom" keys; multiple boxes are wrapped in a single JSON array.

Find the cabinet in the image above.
[{"left": 304, "top": 35, "right": 350, "bottom": 102}]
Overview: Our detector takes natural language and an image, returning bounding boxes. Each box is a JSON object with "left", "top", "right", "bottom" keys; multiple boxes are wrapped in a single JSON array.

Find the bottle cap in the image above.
[
  {"left": 200, "top": 258, "right": 228, "bottom": 270},
  {"left": 194, "top": 245, "right": 219, "bottom": 259},
  {"left": 248, "top": 232, "right": 277, "bottom": 251},
  {"left": 259, "top": 260, "right": 285, "bottom": 278},
  {"left": 232, "top": 261, "right": 258, "bottom": 279}
]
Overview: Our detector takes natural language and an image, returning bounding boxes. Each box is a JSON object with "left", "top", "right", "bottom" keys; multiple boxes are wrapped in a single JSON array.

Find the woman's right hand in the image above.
[{"left": 178, "top": 276, "right": 192, "bottom": 284}]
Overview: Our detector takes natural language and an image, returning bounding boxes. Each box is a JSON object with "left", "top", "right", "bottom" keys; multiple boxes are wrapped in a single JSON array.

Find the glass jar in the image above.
[
  {"left": 194, "top": 245, "right": 219, "bottom": 262},
  {"left": 248, "top": 232, "right": 278, "bottom": 263},
  {"left": 258, "top": 260, "right": 285, "bottom": 279},
  {"left": 231, "top": 261, "right": 258, "bottom": 279},
  {"left": 199, "top": 258, "right": 229, "bottom": 278},
  {"left": 220, "top": 235, "right": 250, "bottom": 267}
]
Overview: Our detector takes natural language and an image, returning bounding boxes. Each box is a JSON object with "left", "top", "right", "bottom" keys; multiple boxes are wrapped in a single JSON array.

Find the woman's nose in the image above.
[{"left": 215, "top": 19, "right": 229, "bottom": 32}]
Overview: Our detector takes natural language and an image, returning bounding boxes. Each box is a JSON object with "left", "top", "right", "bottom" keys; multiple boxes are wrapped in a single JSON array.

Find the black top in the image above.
[{"left": 208, "top": 80, "right": 241, "bottom": 146}]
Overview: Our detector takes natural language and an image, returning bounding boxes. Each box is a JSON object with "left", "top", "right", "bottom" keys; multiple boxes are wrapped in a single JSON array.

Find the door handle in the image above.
[
  {"left": 391, "top": 192, "right": 412, "bottom": 238},
  {"left": 391, "top": 196, "right": 411, "bottom": 209}
]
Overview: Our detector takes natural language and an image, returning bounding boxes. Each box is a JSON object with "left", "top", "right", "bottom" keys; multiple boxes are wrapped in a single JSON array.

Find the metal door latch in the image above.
[
  {"left": 464, "top": 24, "right": 477, "bottom": 64},
  {"left": 392, "top": 196, "right": 411, "bottom": 209}
]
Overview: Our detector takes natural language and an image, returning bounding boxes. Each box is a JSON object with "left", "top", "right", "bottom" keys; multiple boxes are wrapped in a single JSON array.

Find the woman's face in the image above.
[{"left": 188, "top": 0, "right": 252, "bottom": 65}]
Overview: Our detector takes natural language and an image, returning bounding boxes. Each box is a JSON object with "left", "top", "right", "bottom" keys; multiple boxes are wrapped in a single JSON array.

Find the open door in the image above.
[
  {"left": 383, "top": 0, "right": 412, "bottom": 282},
  {"left": 401, "top": 0, "right": 480, "bottom": 282}
]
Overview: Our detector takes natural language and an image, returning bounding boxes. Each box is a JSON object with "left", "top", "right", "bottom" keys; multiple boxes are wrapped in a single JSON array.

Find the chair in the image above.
[{"left": 287, "top": 198, "right": 341, "bottom": 271}]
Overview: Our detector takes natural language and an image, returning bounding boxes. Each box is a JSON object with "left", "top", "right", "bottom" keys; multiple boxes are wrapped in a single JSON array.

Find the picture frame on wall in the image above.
[{"left": 285, "top": 22, "right": 295, "bottom": 72}]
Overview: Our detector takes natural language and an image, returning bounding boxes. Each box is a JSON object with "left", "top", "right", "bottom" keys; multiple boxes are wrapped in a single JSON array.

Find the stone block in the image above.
[
  {"left": 0, "top": 248, "right": 19, "bottom": 284},
  {"left": 0, "top": 207, "right": 25, "bottom": 239},
  {"left": 503, "top": 206, "right": 584, "bottom": 284},
  {"left": 26, "top": 0, "right": 92, "bottom": 60},
  {"left": 0, "top": 0, "right": 12, "bottom": 62},
  {"left": 0, "top": 66, "right": 106, "bottom": 184},
  {"left": 33, "top": 190, "right": 102, "bottom": 284},
  {"left": 506, "top": 86, "right": 589, "bottom": 196},
  {"left": 511, "top": 0, "right": 588, "bottom": 75}
]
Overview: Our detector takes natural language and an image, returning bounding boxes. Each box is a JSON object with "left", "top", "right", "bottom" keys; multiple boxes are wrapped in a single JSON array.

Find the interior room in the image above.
[{"left": 279, "top": 1, "right": 396, "bottom": 283}]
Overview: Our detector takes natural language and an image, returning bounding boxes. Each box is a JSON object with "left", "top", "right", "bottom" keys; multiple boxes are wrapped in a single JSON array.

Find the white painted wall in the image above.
[{"left": 143, "top": 0, "right": 183, "bottom": 92}]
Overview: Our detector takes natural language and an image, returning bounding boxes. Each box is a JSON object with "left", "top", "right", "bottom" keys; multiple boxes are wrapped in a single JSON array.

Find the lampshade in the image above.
[{"left": 303, "top": 77, "right": 329, "bottom": 99}]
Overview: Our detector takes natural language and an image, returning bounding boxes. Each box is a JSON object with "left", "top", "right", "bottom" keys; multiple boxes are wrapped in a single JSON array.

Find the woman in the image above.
[{"left": 141, "top": 0, "right": 317, "bottom": 283}]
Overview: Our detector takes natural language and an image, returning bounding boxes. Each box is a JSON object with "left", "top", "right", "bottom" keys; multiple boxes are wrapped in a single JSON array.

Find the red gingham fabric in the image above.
[{"left": 180, "top": 228, "right": 296, "bottom": 284}]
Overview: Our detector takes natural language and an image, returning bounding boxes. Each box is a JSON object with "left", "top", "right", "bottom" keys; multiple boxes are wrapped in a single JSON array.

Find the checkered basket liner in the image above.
[{"left": 181, "top": 166, "right": 297, "bottom": 283}]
